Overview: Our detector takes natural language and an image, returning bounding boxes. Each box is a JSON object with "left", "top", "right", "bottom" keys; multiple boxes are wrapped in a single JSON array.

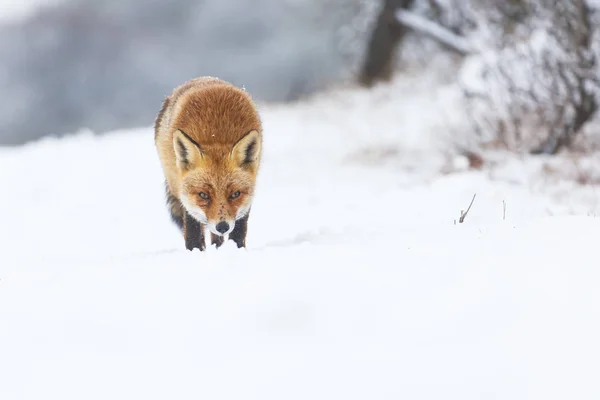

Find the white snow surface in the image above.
[{"left": 1, "top": 76, "right": 600, "bottom": 399}]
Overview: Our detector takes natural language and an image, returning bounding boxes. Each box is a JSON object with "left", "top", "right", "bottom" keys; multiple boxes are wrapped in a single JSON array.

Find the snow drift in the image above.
[{"left": 1, "top": 74, "right": 600, "bottom": 399}]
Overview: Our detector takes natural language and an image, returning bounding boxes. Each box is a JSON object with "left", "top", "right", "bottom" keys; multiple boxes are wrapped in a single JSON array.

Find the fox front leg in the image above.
[
  {"left": 229, "top": 213, "right": 249, "bottom": 248},
  {"left": 183, "top": 211, "right": 206, "bottom": 251},
  {"left": 211, "top": 233, "right": 224, "bottom": 248}
]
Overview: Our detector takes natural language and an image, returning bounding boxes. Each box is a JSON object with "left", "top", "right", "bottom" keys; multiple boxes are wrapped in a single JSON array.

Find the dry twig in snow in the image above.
[{"left": 459, "top": 194, "right": 477, "bottom": 223}]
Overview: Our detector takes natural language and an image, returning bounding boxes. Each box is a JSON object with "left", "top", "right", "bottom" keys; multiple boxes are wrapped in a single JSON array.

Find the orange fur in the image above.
[{"left": 154, "top": 77, "right": 263, "bottom": 249}]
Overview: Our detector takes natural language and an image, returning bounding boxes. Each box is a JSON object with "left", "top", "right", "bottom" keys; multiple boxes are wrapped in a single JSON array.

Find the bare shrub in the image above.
[{"left": 461, "top": 0, "right": 598, "bottom": 154}]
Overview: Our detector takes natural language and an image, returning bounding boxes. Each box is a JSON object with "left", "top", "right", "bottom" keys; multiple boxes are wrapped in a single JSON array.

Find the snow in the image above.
[{"left": 1, "top": 75, "right": 600, "bottom": 399}]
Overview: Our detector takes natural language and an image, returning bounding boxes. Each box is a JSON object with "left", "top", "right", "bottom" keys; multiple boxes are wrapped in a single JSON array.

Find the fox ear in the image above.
[
  {"left": 230, "top": 130, "right": 261, "bottom": 169},
  {"left": 173, "top": 130, "right": 203, "bottom": 170}
]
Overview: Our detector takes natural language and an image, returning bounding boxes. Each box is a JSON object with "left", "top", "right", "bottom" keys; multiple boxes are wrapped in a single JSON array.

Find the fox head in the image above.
[{"left": 173, "top": 128, "right": 262, "bottom": 237}]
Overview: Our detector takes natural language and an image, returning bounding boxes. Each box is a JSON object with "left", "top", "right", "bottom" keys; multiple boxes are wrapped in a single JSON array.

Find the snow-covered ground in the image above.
[{"left": 1, "top": 75, "right": 599, "bottom": 399}]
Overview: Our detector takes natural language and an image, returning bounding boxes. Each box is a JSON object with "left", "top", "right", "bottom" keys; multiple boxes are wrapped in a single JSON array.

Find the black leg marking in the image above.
[
  {"left": 165, "top": 181, "right": 184, "bottom": 231},
  {"left": 184, "top": 211, "right": 205, "bottom": 251},
  {"left": 211, "top": 233, "right": 225, "bottom": 248},
  {"left": 229, "top": 213, "right": 249, "bottom": 248}
]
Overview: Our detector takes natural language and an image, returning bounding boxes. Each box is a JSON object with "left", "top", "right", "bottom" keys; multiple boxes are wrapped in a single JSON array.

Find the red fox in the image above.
[{"left": 154, "top": 77, "right": 262, "bottom": 251}]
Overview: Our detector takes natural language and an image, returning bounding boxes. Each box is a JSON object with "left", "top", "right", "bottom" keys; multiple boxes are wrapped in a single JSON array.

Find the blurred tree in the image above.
[
  {"left": 358, "top": 0, "right": 414, "bottom": 87},
  {"left": 345, "top": 0, "right": 599, "bottom": 153}
]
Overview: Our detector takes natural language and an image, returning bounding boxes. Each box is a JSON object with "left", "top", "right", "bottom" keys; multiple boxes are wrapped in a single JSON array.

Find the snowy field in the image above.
[{"left": 1, "top": 75, "right": 600, "bottom": 399}]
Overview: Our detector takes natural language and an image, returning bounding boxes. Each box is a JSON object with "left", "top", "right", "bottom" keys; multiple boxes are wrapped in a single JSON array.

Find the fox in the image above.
[{"left": 154, "top": 76, "right": 263, "bottom": 251}]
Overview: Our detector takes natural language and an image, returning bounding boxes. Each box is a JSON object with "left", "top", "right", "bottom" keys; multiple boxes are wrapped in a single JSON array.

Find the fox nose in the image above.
[{"left": 215, "top": 221, "right": 230, "bottom": 234}]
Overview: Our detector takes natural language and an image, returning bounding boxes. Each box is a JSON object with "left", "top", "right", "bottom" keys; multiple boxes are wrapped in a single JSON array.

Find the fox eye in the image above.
[
  {"left": 198, "top": 192, "right": 210, "bottom": 200},
  {"left": 229, "top": 190, "right": 241, "bottom": 200}
]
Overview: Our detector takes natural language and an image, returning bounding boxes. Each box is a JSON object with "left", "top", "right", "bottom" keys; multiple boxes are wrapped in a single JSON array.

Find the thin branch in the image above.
[
  {"left": 459, "top": 194, "right": 477, "bottom": 223},
  {"left": 395, "top": 9, "right": 475, "bottom": 55}
]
